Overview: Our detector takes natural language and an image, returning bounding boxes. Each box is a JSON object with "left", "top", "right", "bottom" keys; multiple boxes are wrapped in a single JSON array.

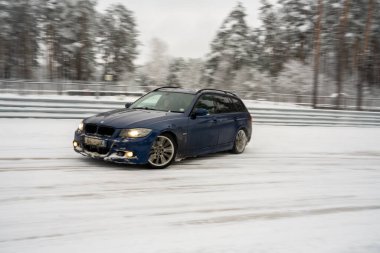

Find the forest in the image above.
[{"left": 0, "top": 0, "right": 379, "bottom": 109}]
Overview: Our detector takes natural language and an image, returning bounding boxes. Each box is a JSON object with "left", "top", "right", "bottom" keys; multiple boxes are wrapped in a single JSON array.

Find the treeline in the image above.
[
  {"left": 142, "top": 0, "right": 380, "bottom": 108},
  {"left": 0, "top": 0, "right": 379, "bottom": 107},
  {"left": 201, "top": 0, "right": 380, "bottom": 107},
  {"left": 0, "top": 0, "right": 138, "bottom": 81}
]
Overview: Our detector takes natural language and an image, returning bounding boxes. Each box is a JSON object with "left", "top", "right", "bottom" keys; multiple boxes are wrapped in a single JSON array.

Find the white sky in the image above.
[{"left": 96, "top": 0, "right": 265, "bottom": 64}]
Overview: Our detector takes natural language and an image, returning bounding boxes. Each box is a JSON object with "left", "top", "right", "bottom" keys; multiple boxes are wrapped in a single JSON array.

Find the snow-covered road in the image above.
[{"left": 1, "top": 119, "right": 380, "bottom": 253}]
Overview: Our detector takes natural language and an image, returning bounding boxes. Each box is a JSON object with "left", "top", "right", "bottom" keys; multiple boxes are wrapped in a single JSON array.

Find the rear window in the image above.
[{"left": 231, "top": 97, "right": 247, "bottom": 112}]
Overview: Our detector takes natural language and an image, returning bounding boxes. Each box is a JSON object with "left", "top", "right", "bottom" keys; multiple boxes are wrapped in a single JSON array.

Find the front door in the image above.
[{"left": 187, "top": 94, "right": 219, "bottom": 154}]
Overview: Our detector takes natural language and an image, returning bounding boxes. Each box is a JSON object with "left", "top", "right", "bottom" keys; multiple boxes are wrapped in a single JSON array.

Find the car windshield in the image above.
[{"left": 130, "top": 91, "right": 195, "bottom": 113}]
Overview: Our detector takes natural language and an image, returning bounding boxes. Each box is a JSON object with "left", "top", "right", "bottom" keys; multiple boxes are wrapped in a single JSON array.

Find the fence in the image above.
[
  {"left": 0, "top": 79, "right": 147, "bottom": 96},
  {"left": 1, "top": 96, "right": 380, "bottom": 127},
  {"left": 1, "top": 79, "right": 380, "bottom": 111},
  {"left": 237, "top": 91, "right": 380, "bottom": 111}
]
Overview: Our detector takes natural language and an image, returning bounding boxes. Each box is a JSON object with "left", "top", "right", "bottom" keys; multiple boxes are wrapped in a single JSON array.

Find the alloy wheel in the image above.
[
  {"left": 234, "top": 129, "right": 247, "bottom": 153},
  {"left": 148, "top": 135, "right": 175, "bottom": 168}
]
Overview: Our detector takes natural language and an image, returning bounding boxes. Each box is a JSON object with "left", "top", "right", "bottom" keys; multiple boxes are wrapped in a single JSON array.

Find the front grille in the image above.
[
  {"left": 85, "top": 124, "right": 97, "bottom": 134},
  {"left": 84, "top": 124, "right": 115, "bottom": 137},
  {"left": 98, "top": 126, "right": 115, "bottom": 136},
  {"left": 84, "top": 144, "right": 110, "bottom": 155}
]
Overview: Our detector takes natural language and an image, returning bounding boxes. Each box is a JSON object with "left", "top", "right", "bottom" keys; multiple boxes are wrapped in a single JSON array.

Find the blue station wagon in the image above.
[{"left": 73, "top": 87, "right": 252, "bottom": 168}]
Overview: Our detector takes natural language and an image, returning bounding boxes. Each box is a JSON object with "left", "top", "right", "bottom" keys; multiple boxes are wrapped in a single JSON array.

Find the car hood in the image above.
[{"left": 84, "top": 108, "right": 182, "bottom": 129}]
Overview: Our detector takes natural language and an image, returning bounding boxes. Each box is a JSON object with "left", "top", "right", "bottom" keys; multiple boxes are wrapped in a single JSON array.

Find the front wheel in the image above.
[
  {"left": 148, "top": 134, "right": 177, "bottom": 169},
  {"left": 231, "top": 129, "right": 248, "bottom": 154}
]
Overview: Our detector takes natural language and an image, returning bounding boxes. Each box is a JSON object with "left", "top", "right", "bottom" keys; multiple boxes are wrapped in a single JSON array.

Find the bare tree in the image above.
[{"left": 145, "top": 38, "right": 170, "bottom": 85}]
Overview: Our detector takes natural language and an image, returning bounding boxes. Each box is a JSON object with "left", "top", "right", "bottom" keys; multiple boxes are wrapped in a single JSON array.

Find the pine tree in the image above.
[
  {"left": 248, "top": 28, "right": 262, "bottom": 68},
  {"left": 356, "top": 0, "right": 375, "bottom": 109},
  {"left": 312, "top": 0, "right": 324, "bottom": 108},
  {"left": 41, "top": 0, "right": 96, "bottom": 81},
  {"left": 203, "top": 3, "right": 252, "bottom": 89},
  {"left": 0, "top": 0, "right": 12, "bottom": 78},
  {"left": 320, "top": 0, "right": 380, "bottom": 99},
  {"left": 334, "top": 0, "right": 351, "bottom": 108},
  {"left": 50, "top": 0, "right": 97, "bottom": 81},
  {"left": 74, "top": 0, "right": 97, "bottom": 80},
  {"left": 6, "top": 0, "right": 40, "bottom": 79},
  {"left": 42, "top": 0, "right": 67, "bottom": 80},
  {"left": 278, "top": 0, "right": 316, "bottom": 62},
  {"left": 370, "top": 1, "right": 380, "bottom": 90},
  {"left": 257, "top": 0, "right": 288, "bottom": 76},
  {"left": 99, "top": 4, "right": 139, "bottom": 81}
]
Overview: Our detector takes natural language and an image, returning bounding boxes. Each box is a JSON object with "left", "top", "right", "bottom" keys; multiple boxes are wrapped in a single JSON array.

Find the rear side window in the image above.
[
  {"left": 231, "top": 97, "right": 247, "bottom": 112},
  {"left": 214, "top": 95, "right": 235, "bottom": 114}
]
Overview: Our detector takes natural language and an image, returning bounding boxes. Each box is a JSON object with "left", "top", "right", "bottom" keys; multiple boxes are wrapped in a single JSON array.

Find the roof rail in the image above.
[
  {"left": 152, "top": 86, "right": 182, "bottom": 92},
  {"left": 196, "top": 88, "right": 237, "bottom": 97}
]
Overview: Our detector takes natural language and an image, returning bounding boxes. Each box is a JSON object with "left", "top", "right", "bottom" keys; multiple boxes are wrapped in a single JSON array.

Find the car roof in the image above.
[
  {"left": 155, "top": 87, "right": 197, "bottom": 94},
  {"left": 153, "top": 87, "right": 238, "bottom": 97}
]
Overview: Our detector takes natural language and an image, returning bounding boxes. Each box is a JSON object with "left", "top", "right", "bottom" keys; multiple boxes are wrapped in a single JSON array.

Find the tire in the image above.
[
  {"left": 231, "top": 129, "right": 248, "bottom": 154},
  {"left": 148, "top": 134, "right": 177, "bottom": 169}
]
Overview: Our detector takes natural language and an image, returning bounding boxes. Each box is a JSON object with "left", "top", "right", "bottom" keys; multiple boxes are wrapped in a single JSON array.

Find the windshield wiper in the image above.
[{"left": 132, "top": 106, "right": 157, "bottom": 111}]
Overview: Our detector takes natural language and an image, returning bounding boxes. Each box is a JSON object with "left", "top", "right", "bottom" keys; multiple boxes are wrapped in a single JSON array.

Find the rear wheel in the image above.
[
  {"left": 231, "top": 129, "right": 248, "bottom": 154},
  {"left": 148, "top": 134, "right": 176, "bottom": 169}
]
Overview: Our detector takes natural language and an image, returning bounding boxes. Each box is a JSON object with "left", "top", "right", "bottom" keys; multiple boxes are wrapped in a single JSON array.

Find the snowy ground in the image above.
[{"left": 1, "top": 119, "right": 380, "bottom": 253}]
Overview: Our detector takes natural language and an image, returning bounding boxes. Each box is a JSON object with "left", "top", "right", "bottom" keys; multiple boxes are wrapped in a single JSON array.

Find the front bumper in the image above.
[{"left": 73, "top": 130, "right": 158, "bottom": 164}]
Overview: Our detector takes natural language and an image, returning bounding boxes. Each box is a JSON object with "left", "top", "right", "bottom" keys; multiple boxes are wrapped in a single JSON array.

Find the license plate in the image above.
[{"left": 84, "top": 136, "right": 106, "bottom": 147}]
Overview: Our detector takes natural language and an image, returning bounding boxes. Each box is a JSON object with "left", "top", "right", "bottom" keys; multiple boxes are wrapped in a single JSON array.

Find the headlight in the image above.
[
  {"left": 120, "top": 128, "right": 152, "bottom": 138},
  {"left": 78, "top": 121, "right": 84, "bottom": 131}
]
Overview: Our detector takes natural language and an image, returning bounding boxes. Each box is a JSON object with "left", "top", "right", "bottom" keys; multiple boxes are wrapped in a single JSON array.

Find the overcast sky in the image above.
[{"left": 96, "top": 0, "right": 265, "bottom": 64}]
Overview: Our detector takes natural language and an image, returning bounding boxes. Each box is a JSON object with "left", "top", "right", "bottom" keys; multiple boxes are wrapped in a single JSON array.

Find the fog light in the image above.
[
  {"left": 73, "top": 141, "right": 79, "bottom": 147},
  {"left": 116, "top": 151, "right": 125, "bottom": 157},
  {"left": 125, "top": 151, "right": 134, "bottom": 158}
]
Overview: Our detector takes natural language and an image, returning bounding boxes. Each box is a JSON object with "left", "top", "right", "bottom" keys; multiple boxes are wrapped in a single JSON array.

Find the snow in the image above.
[
  {"left": 298, "top": 23, "right": 310, "bottom": 32},
  {"left": 0, "top": 119, "right": 380, "bottom": 252},
  {"left": 331, "top": 3, "right": 342, "bottom": 8}
]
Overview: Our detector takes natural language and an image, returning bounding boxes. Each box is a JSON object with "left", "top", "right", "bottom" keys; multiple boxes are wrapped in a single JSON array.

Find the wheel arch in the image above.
[
  {"left": 159, "top": 130, "right": 178, "bottom": 147},
  {"left": 237, "top": 125, "right": 251, "bottom": 142}
]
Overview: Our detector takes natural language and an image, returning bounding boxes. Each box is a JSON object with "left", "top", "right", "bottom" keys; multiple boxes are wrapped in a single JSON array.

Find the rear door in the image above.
[
  {"left": 214, "top": 95, "right": 239, "bottom": 145},
  {"left": 230, "top": 97, "right": 252, "bottom": 139}
]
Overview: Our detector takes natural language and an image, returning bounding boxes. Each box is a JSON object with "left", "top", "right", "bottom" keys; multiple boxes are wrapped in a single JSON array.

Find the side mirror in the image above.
[
  {"left": 191, "top": 108, "right": 208, "bottom": 119},
  {"left": 125, "top": 102, "right": 133, "bottom": 108}
]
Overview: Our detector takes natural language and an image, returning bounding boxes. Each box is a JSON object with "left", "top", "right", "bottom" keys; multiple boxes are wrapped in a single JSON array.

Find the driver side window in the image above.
[{"left": 193, "top": 95, "right": 216, "bottom": 114}]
